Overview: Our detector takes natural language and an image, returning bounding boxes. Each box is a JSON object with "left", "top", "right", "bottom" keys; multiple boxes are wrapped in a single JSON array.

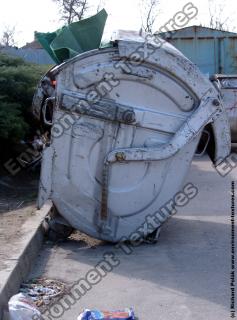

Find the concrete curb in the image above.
[{"left": 0, "top": 201, "right": 52, "bottom": 320}]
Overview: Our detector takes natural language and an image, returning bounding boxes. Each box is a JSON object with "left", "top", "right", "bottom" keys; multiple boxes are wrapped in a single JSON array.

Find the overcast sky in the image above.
[{"left": 0, "top": 0, "right": 237, "bottom": 46}]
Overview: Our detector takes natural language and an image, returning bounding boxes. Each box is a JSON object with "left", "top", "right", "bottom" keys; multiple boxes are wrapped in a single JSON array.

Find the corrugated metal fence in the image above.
[
  {"left": 0, "top": 47, "right": 54, "bottom": 65},
  {"left": 159, "top": 26, "right": 237, "bottom": 76}
]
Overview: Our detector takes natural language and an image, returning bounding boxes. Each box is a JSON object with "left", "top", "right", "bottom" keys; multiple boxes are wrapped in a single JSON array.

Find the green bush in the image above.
[
  {"left": 0, "top": 54, "right": 49, "bottom": 143},
  {"left": 0, "top": 101, "right": 28, "bottom": 140}
]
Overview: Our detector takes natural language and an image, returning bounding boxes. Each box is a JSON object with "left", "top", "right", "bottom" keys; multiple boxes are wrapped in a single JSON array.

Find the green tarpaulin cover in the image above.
[{"left": 35, "top": 9, "right": 108, "bottom": 64}]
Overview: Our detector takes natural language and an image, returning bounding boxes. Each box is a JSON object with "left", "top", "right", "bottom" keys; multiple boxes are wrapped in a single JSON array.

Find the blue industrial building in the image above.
[{"left": 159, "top": 26, "right": 237, "bottom": 76}]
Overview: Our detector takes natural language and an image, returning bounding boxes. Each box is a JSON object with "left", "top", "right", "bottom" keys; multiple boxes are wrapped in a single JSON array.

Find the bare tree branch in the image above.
[
  {"left": 54, "top": 0, "right": 90, "bottom": 24},
  {"left": 0, "top": 26, "right": 16, "bottom": 47},
  {"left": 208, "top": 0, "right": 234, "bottom": 31},
  {"left": 140, "top": 0, "right": 159, "bottom": 33}
]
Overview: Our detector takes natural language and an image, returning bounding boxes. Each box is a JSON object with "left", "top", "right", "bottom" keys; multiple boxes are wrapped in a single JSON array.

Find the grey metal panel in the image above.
[{"left": 212, "top": 75, "right": 237, "bottom": 142}]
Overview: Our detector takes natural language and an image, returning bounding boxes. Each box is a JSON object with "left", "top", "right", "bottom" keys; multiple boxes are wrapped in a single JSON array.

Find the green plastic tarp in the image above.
[{"left": 35, "top": 9, "right": 108, "bottom": 64}]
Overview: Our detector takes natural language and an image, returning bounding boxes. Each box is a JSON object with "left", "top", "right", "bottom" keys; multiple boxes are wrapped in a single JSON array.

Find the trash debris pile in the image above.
[
  {"left": 19, "top": 278, "right": 65, "bottom": 309},
  {"left": 8, "top": 279, "right": 66, "bottom": 319},
  {"left": 8, "top": 289, "right": 136, "bottom": 320},
  {"left": 8, "top": 293, "right": 42, "bottom": 320},
  {"left": 77, "top": 308, "right": 135, "bottom": 320}
]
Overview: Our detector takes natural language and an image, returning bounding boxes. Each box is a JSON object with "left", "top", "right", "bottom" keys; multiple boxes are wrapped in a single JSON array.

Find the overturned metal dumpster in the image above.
[{"left": 36, "top": 31, "right": 231, "bottom": 242}]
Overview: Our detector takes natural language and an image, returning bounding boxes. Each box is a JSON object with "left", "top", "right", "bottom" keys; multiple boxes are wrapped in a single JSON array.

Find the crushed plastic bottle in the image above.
[
  {"left": 77, "top": 308, "right": 135, "bottom": 320},
  {"left": 8, "top": 293, "right": 42, "bottom": 320}
]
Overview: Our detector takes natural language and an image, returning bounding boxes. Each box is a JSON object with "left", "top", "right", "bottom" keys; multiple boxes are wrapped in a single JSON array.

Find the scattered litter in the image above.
[
  {"left": 19, "top": 278, "right": 65, "bottom": 309},
  {"left": 8, "top": 293, "right": 42, "bottom": 320},
  {"left": 77, "top": 308, "right": 135, "bottom": 320}
]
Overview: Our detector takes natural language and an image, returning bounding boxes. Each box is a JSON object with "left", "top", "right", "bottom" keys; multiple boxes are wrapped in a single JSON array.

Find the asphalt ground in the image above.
[{"left": 28, "top": 155, "right": 237, "bottom": 320}]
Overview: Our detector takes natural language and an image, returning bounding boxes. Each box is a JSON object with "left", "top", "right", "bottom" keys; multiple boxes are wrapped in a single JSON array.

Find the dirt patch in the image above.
[
  {"left": 0, "top": 171, "right": 39, "bottom": 213},
  {"left": 0, "top": 171, "right": 39, "bottom": 271},
  {"left": 0, "top": 205, "right": 36, "bottom": 270}
]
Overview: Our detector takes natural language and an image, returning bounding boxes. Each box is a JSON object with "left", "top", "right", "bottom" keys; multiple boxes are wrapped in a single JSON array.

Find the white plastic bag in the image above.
[{"left": 8, "top": 293, "right": 42, "bottom": 320}]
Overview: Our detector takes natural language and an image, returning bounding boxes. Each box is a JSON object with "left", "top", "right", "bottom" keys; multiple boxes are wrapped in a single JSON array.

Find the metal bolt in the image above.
[
  {"left": 122, "top": 110, "right": 135, "bottom": 123},
  {"left": 212, "top": 99, "right": 220, "bottom": 106},
  {"left": 115, "top": 152, "right": 126, "bottom": 162}
]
